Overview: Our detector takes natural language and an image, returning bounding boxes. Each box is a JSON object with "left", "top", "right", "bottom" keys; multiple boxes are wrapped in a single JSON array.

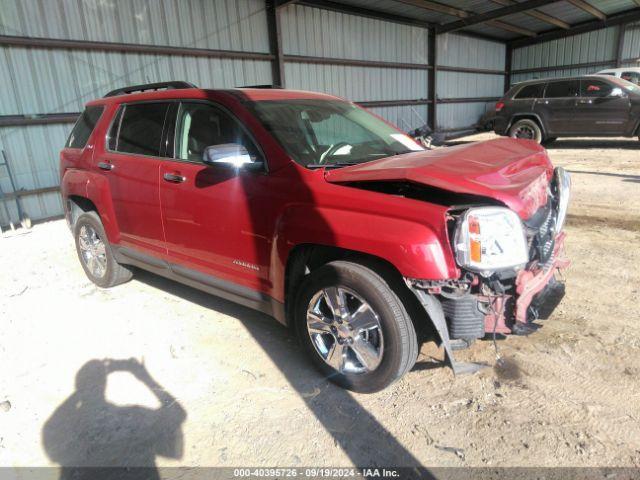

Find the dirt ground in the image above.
[{"left": 1, "top": 133, "right": 639, "bottom": 471}]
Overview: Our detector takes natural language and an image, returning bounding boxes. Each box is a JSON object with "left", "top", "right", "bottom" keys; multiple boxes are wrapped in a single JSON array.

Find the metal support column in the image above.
[
  {"left": 266, "top": 1, "right": 286, "bottom": 87},
  {"left": 428, "top": 28, "right": 437, "bottom": 131},
  {"left": 504, "top": 43, "right": 513, "bottom": 92},
  {"left": 615, "top": 22, "right": 627, "bottom": 68}
]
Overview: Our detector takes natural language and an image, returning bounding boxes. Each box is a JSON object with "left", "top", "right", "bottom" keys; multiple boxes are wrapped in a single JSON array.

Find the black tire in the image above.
[
  {"left": 295, "top": 261, "right": 418, "bottom": 393},
  {"left": 74, "top": 211, "right": 132, "bottom": 288},
  {"left": 508, "top": 119, "right": 543, "bottom": 143},
  {"left": 542, "top": 137, "right": 558, "bottom": 146}
]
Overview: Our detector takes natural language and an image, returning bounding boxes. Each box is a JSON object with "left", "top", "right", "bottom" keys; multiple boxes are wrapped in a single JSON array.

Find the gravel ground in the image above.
[{"left": 1, "top": 134, "right": 639, "bottom": 471}]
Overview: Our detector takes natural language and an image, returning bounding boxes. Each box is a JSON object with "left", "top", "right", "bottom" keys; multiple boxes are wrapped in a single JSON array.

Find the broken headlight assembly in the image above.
[
  {"left": 454, "top": 206, "right": 529, "bottom": 277},
  {"left": 553, "top": 166, "right": 571, "bottom": 233}
]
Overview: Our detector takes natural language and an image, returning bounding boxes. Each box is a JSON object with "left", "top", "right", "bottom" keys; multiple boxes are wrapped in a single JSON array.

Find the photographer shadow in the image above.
[{"left": 42, "top": 359, "right": 186, "bottom": 480}]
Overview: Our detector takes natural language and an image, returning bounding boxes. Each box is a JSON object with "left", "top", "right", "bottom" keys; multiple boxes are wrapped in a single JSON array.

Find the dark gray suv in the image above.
[{"left": 494, "top": 75, "right": 640, "bottom": 144}]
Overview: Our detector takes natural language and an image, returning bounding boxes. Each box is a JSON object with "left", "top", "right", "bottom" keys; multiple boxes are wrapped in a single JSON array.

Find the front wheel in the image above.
[
  {"left": 295, "top": 261, "right": 418, "bottom": 393},
  {"left": 509, "top": 119, "right": 543, "bottom": 143}
]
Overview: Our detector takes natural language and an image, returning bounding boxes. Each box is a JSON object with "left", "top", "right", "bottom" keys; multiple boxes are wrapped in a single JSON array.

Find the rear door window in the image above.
[
  {"left": 66, "top": 106, "right": 104, "bottom": 148},
  {"left": 111, "top": 103, "right": 170, "bottom": 156},
  {"left": 580, "top": 79, "right": 613, "bottom": 98},
  {"left": 515, "top": 84, "right": 544, "bottom": 99},
  {"left": 544, "top": 81, "right": 579, "bottom": 98}
]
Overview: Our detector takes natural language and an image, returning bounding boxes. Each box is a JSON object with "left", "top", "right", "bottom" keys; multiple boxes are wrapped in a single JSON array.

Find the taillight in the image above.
[{"left": 495, "top": 101, "right": 505, "bottom": 112}]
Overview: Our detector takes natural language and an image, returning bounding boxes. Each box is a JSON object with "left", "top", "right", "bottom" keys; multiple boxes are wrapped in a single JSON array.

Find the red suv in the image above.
[{"left": 60, "top": 82, "right": 571, "bottom": 392}]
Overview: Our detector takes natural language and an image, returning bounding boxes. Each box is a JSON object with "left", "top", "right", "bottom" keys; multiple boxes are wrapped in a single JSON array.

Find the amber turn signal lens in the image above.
[{"left": 470, "top": 239, "right": 482, "bottom": 263}]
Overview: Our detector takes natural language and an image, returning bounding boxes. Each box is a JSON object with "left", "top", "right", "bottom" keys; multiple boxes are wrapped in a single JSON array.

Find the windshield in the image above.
[{"left": 247, "top": 99, "right": 424, "bottom": 168}]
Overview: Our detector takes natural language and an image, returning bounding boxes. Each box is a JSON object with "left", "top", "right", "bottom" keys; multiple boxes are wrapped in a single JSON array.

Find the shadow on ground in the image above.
[
  {"left": 42, "top": 357, "right": 186, "bottom": 480},
  {"left": 132, "top": 270, "right": 426, "bottom": 469}
]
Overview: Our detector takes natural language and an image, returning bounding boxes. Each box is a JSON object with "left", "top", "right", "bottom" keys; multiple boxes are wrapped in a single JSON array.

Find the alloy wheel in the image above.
[
  {"left": 306, "top": 286, "right": 384, "bottom": 374},
  {"left": 78, "top": 224, "right": 107, "bottom": 279}
]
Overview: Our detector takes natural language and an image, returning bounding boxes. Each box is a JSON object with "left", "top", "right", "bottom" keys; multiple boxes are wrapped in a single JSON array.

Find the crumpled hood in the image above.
[{"left": 324, "top": 138, "right": 553, "bottom": 219}]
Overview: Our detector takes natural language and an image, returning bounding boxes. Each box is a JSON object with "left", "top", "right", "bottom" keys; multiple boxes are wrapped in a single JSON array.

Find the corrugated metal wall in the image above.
[
  {"left": 280, "top": 3, "right": 430, "bottom": 133},
  {"left": 511, "top": 26, "right": 636, "bottom": 84},
  {"left": 0, "top": 0, "right": 273, "bottom": 225},
  {"left": 622, "top": 22, "right": 640, "bottom": 66},
  {"left": 436, "top": 33, "right": 506, "bottom": 131}
]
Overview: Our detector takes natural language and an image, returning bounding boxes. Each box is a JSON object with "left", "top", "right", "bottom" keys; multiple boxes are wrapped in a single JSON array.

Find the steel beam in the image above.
[
  {"left": 438, "top": 97, "right": 501, "bottom": 103},
  {"left": 0, "top": 113, "right": 79, "bottom": 127},
  {"left": 297, "top": 0, "right": 434, "bottom": 28},
  {"left": 428, "top": 28, "right": 437, "bottom": 131},
  {"left": 616, "top": 22, "right": 627, "bottom": 67},
  {"left": 489, "top": 0, "right": 570, "bottom": 29},
  {"left": 437, "top": 65, "right": 507, "bottom": 75},
  {"left": 283, "top": 55, "right": 506, "bottom": 75},
  {"left": 510, "top": 59, "right": 614, "bottom": 74},
  {"left": 283, "top": 55, "right": 431, "bottom": 70},
  {"left": 0, "top": 186, "right": 60, "bottom": 200},
  {"left": 266, "top": 1, "right": 285, "bottom": 87},
  {"left": 438, "top": 0, "right": 559, "bottom": 34},
  {"left": 505, "top": 43, "right": 513, "bottom": 92},
  {"left": 567, "top": 0, "right": 606, "bottom": 20},
  {"left": 356, "top": 99, "right": 431, "bottom": 108},
  {"left": 510, "top": 8, "right": 640, "bottom": 48},
  {"left": 0, "top": 35, "right": 274, "bottom": 61},
  {"left": 396, "top": 0, "right": 537, "bottom": 36}
]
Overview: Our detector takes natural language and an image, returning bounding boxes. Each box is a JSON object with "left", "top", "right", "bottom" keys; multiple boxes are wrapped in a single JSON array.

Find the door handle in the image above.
[
  {"left": 578, "top": 99, "right": 593, "bottom": 104},
  {"left": 163, "top": 172, "right": 186, "bottom": 183},
  {"left": 97, "top": 162, "right": 114, "bottom": 171}
]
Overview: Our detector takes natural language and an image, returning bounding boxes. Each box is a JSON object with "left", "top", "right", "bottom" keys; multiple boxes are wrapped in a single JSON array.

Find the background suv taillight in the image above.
[{"left": 495, "top": 101, "right": 505, "bottom": 112}]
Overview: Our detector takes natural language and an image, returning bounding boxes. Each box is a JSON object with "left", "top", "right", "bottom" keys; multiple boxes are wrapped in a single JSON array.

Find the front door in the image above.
[
  {"left": 98, "top": 102, "right": 171, "bottom": 256},
  {"left": 159, "top": 101, "right": 271, "bottom": 292},
  {"left": 574, "top": 78, "right": 631, "bottom": 135}
]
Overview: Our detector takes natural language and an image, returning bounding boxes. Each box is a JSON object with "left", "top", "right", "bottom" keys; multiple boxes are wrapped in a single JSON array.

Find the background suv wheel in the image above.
[
  {"left": 509, "top": 119, "right": 543, "bottom": 143},
  {"left": 295, "top": 261, "right": 418, "bottom": 393},
  {"left": 74, "top": 211, "right": 133, "bottom": 288}
]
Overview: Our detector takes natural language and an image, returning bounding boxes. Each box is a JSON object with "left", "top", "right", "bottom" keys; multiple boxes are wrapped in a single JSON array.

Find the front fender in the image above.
[
  {"left": 271, "top": 205, "right": 459, "bottom": 301},
  {"left": 61, "top": 169, "right": 121, "bottom": 244}
]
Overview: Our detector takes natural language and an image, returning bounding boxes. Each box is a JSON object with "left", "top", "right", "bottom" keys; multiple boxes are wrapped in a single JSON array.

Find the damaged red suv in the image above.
[{"left": 60, "top": 82, "right": 571, "bottom": 392}]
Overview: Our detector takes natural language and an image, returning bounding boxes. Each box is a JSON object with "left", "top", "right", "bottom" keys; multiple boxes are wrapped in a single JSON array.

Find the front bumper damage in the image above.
[{"left": 406, "top": 231, "right": 570, "bottom": 375}]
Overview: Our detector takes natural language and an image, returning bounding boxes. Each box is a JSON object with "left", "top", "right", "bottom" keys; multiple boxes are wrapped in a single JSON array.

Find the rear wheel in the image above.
[
  {"left": 509, "top": 119, "right": 543, "bottom": 143},
  {"left": 295, "top": 261, "right": 417, "bottom": 393},
  {"left": 74, "top": 211, "right": 132, "bottom": 288}
]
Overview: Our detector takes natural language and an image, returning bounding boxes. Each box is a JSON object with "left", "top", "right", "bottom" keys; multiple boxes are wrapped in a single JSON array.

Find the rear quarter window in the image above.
[{"left": 65, "top": 106, "right": 104, "bottom": 149}]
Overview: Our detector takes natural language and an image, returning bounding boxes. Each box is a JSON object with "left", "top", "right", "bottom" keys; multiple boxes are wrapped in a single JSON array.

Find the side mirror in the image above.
[
  {"left": 203, "top": 143, "right": 264, "bottom": 171},
  {"left": 609, "top": 87, "right": 625, "bottom": 98}
]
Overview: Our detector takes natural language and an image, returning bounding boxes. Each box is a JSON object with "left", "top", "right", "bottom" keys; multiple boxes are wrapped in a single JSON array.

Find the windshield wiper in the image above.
[{"left": 306, "top": 162, "right": 359, "bottom": 169}]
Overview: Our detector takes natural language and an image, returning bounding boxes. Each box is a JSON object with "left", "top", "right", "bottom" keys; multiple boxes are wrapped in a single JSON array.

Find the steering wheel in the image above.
[{"left": 318, "top": 142, "right": 351, "bottom": 164}]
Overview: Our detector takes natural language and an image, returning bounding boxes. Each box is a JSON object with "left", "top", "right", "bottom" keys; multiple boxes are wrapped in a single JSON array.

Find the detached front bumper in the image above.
[
  {"left": 484, "top": 231, "right": 569, "bottom": 336},
  {"left": 407, "top": 231, "right": 570, "bottom": 374}
]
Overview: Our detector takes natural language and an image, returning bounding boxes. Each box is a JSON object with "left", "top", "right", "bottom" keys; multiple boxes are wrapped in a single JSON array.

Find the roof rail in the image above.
[
  {"left": 238, "top": 84, "right": 283, "bottom": 89},
  {"left": 104, "top": 81, "right": 197, "bottom": 98}
]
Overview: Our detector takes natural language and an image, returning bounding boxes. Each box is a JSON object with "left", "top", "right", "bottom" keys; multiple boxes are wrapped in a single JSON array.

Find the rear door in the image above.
[
  {"left": 534, "top": 80, "right": 579, "bottom": 135},
  {"left": 575, "top": 78, "right": 630, "bottom": 135},
  {"left": 98, "top": 102, "right": 171, "bottom": 256}
]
